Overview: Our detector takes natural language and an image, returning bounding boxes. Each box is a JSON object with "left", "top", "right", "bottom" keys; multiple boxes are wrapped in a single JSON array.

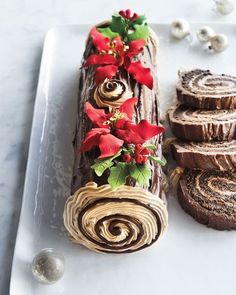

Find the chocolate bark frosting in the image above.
[
  {"left": 177, "top": 69, "right": 236, "bottom": 110},
  {"left": 178, "top": 169, "right": 236, "bottom": 230},
  {"left": 171, "top": 139, "right": 236, "bottom": 171},
  {"left": 167, "top": 104, "right": 236, "bottom": 141},
  {"left": 63, "top": 22, "right": 168, "bottom": 253}
]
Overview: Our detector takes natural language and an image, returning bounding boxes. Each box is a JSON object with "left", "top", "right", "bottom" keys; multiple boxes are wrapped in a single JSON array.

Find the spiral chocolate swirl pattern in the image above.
[
  {"left": 177, "top": 69, "right": 236, "bottom": 109},
  {"left": 94, "top": 79, "right": 133, "bottom": 108},
  {"left": 176, "top": 140, "right": 236, "bottom": 152},
  {"left": 63, "top": 182, "right": 168, "bottom": 253},
  {"left": 170, "top": 105, "right": 236, "bottom": 123},
  {"left": 171, "top": 140, "right": 236, "bottom": 170},
  {"left": 178, "top": 169, "right": 236, "bottom": 230},
  {"left": 167, "top": 105, "right": 236, "bottom": 141}
]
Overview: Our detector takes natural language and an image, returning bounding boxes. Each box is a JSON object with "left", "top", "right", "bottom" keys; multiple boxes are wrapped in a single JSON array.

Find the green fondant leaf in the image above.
[
  {"left": 128, "top": 24, "right": 150, "bottom": 41},
  {"left": 110, "top": 14, "right": 127, "bottom": 36},
  {"left": 91, "top": 150, "right": 121, "bottom": 177},
  {"left": 129, "top": 164, "right": 151, "bottom": 185},
  {"left": 108, "top": 162, "right": 128, "bottom": 190},
  {"left": 98, "top": 27, "right": 119, "bottom": 39},
  {"left": 91, "top": 159, "right": 114, "bottom": 177},
  {"left": 142, "top": 143, "right": 156, "bottom": 150},
  {"left": 148, "top": 156, "right": 167, "bottom": 167},
  {"left": 132, "top": 14, "right": 147, "bottom": 26}
]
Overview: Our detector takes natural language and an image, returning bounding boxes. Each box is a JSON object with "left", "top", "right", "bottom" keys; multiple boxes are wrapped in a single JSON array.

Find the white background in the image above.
[{"left": 0, "top": 0, "right": 235, "bottom": 293}]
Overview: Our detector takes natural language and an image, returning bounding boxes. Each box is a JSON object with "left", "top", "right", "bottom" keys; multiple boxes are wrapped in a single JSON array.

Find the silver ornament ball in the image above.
[
  {"left": 197, "top": 26, "right": 215, "bottom": 43},
  {"left": 215, "top": 0, "right": 235, "bottom": 15},
  {"left": 209, "top": 34, "right": 229, "bottom": 53},
  {"left": 32, "top": 248, "right": 65, "bottom": 284},
  {"left": 170, "top": 19, "right": 190, "bottom": 40}
]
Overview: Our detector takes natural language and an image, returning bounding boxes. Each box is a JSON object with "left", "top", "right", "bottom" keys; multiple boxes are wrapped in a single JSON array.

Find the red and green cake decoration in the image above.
[{"left": 80, "top": 9, "right": 166, "bottom": 190}]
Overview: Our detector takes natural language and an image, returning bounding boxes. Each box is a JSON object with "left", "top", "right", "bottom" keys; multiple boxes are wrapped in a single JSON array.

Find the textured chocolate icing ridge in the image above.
[
  {"left": 178, "top": 169, "right": 236, "bottom": 230},
  {"left": 167, "top": 104, "right": 236, "bottom": 141},
  {"left": 171, "top": 139, "right": 236, "bottom": 170},
  {"left": 177, "top": 69, "right": 236, "bottom": 110}
]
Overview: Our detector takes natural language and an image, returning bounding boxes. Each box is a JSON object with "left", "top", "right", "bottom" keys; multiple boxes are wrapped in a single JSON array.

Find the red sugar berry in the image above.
[
  {"left": 119, "top": 10, "right": 126, "bottom": 18},
  {"left": 123, "top": 154, "right": 132, "bottom": 163},
  {"left": 142, "top": 155, "right": 148, "bottom": 164},
  {"left": 141, "top": 148, "right": 150, "bottom": 155},
  {"left": 125, "top": 9, "right": 131, "bottom": 18},
  {"left": 135, "top": 154, "right": 143, "bottom": 164},
  {"left": 131, "top": 13, "right": 139, "bottom": 22}
]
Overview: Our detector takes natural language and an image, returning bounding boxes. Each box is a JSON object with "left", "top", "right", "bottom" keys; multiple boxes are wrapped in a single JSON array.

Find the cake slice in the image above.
[
  {"left": 171, "top": 139, "right": 236, "bottom": 170},
  {"left": 178, "top": 169, "right": 236, "bottom": 230},
  {"left": 177, "top": 69, "right": 236, "bottom": 110},
  {"left": 167, "top": 104, "right": 236, "bottom": 142}
]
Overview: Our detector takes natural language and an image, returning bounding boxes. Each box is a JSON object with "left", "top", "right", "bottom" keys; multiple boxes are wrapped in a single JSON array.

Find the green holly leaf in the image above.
[
  {"left": 91, "top": 150, "right": 121, "bottom": 177},
  {"left": 108, "top": 162, "right": 128, "bottom": 190},
  {"left": 98, "top": 27, "right": 119, "bottom": 39},
  {"left": 91, "top": 159, "right": 114, "bottom": 177},
  {"left": 148, "top": 156, "right": 167, "bottom": 167},
  {"left": 129, "top": 164, "right": 151, "bottom": 185},
  {"left": 128, "top": 24, "right": 150, "bottom": 41},
  {"left": 143, "top": 143, "right": 156, "bottom": 151},
  {"left": 110, "top": 13, "right": 127, "bottom": 36},
  {"left": 121, "top": 147, "right": 129, "bottom": 153},
  {"left": 132, "top": 14, "right": 147, "bottom": 26}
]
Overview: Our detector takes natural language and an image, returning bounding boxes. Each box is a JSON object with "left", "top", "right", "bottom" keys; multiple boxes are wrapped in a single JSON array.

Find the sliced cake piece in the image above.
[
  {"left": 177, "top": 69, "right": 236, "bottom": 110},
  {"left": 167, "top": 105, "right": 236, "bottom": 142},
  {"left": 171, "top": 139, "right": 236, "bottom": 171},
  {"left": 178, "top": 169, "right": 236, "bottom": 230}
]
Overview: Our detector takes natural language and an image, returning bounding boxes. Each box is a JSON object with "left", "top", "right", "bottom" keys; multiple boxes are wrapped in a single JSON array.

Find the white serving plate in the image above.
[{"left": 10, "top": 24, "right": 236, "bottom": 295}]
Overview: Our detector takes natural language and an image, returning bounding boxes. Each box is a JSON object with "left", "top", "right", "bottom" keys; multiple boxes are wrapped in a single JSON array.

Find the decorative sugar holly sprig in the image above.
[
  {"left": 92, "top": 144, "right": 166, "bottom": 190},
  {"left": 80, "top": 98, "right": 166, "bottom": 190},
  {"left": 98, "top": 9, "right": 150, "bottom": 43}
]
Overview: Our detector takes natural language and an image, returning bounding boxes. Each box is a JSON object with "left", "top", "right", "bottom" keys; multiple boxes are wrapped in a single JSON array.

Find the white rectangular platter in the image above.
[{"left": 10, "top": 24, "right": 236, "bottom": 295}]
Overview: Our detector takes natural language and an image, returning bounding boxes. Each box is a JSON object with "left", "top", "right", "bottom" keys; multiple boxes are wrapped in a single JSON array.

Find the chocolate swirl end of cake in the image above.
[
  {"left": 177, "top": 69, "right": 236, "bottom": 110},
  {"left": 94, "top": 79, "right": 133, "bottom": 108},
  {"left": 171, "top": 139, "right": 236, "bottom": 171},
  {"left": 178, "top": 169, "right": 236, "bottom": 230},
  {"left": 167, "top": 105, "right": 236, "bottom": 142},
  {"left": 64, "top": 182, "right": 168, "bottom": 253}
]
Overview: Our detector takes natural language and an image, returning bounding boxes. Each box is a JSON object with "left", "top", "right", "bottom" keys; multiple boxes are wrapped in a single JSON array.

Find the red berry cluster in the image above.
[
  {"left": 122, "top": 144, "right": 151, "bottom": 165},
  {"left": 119, "top": 9, "right": 139, "bottom": 22}
]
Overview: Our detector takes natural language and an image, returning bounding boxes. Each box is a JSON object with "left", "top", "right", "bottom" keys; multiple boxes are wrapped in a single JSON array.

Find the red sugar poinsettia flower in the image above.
[
  {"left": 115, "top": 120, "right": 165, "bottom": 144},
  {"left": 80, "top": 98, "right": 164, "bottom": 158},
  {"left": 85, "top": 97, "right": 137, "bottom": 126},
  {"left": 83, "top": 28, "right": 153, "bottom": 89},
  {"left": 80, "top": 98, "right": 137, "bottom": 158},
  {"left": 80, "top": 128, "right": 124, "bottom": 158}
]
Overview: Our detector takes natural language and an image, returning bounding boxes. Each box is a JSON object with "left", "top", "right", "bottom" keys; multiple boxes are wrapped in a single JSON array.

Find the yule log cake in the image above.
[{"left": 63, "top": 10, "right": 168, "bottom": 253}]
